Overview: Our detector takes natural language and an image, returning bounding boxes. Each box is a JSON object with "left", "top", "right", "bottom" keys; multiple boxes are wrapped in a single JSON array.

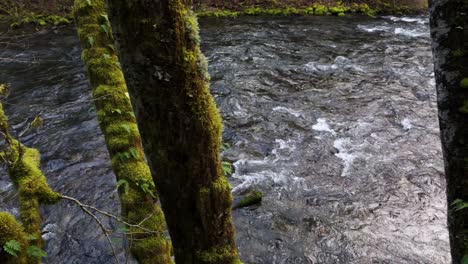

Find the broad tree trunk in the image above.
[
  {"left": 429, "top": 0, "right": 468, "bottom": 262},
  {"left": 105, "top": 1, "right": 241, "bottom": 263},
  {"left": 73, "top": 1, "right": 172, "bottom": 263}
]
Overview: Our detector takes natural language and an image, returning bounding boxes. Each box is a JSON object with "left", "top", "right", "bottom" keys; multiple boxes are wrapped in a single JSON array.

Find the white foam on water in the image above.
[
  {"left": 305, "top": 56, "right": 364, "bottom": 74},
  {"left": 42, "top": 223, "right": 58, "bottom": 241},
  {"left": 231, "top": 138, "right": 303, "bottom": 193},
  {"left": 401, "top": 118, "right": 413, "bottom": 130},
  {"left": 312, "top": 118, "right": 336, "bottom": 135},
  {"left": 394, "top": 27, "right": 427, "bottom": 37},
  {"left": 384, "top": 16, "right": 428, "bottom": 24},
  {"left": 275, "top": 138, "right": 296, "bottom": 151},
  {"left": 272, "top": 106, "right": 302, "bottom": 117},
  {"left": 333, "top": 138, "right": 356, "bottom": 177},
  {"left": 357, "top": 25, "right": 392, "bottom": 33}
]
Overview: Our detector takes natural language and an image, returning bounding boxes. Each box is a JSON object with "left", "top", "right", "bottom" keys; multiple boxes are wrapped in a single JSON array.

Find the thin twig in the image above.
[
  {"left": 80, "top": 205, "right": 120, "bottom": 264},
  {"left": 60, "top": 195, "right": 158, "bottom": 234}
]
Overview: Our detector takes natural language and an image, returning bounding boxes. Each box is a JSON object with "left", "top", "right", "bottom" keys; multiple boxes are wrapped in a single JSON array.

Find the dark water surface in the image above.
[{"left": 0, "top": 15, "right": 449, "bottom": 263}]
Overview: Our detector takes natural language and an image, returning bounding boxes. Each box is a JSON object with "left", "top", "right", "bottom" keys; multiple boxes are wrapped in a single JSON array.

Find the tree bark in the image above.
[
  {"left": 105, "top": 0, "right": 241, "bottom": 263},
  {"left": 73, "top": 1, "right": 172, "bottom": 263},
  {"left": 429, "top": 0, "right": 468, "bottom": 262}
]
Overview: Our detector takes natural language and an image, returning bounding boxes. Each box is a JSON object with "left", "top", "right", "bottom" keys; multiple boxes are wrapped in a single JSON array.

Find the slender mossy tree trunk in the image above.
[
  {"left": 0, "top": 100, "right": 60, "bottom": 264},
  {"left": 0, "top": 212, "right": 28, "bottom": 264},
  {"left": 429, "top": 0, "right": 468, "bottom": 262},
  {"left": 105, "top": 0, "right": 241, "bottom": 263},
  {"left": 73, "top": 1, "right": 172, "bottom": 263}
]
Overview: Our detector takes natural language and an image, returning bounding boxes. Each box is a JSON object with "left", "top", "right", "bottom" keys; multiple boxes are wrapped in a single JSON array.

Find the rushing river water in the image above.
[{"left": 0, "top": 14, "right": 450, "bottom": 264}]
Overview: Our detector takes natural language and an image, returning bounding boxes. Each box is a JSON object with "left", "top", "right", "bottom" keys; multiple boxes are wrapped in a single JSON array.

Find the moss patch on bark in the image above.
[{"left": 73, "top": 0, "right": 173, "bottom": 263}]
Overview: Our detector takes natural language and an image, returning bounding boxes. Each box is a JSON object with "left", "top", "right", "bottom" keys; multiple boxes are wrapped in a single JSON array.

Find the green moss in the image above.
[
  {"left": 0, "top": 212, "right": 28, "bottom": 264},
  {"left": 7, "top": 146, "right": 60, "bottom": 204},
  {"left": 8, "top": 13, "right": 71, "bottom": 28},
  {"left": 195, "top": 2, "right": 381, "bottom": 18},
  {"left": 453, "top": 49, "right": 466, "bottom": 57},
  {"left": 460, "top": 78, "right": 468, "bottom": 89},
  {"left": 459, "top": 99, "right": 468, "bottom": 114},
  {"left": 73, "top": 0, "right": 172, "bottom": 262},
  {"left": 197, "top": 245, "right": 241, "bottom": 263},
  {"left": 329, "top": 5, "right": 348, "bottom": 16},
  {"left": 234, "top": 190, "right": 262, "bottom": 209},
  {"left": 0, "top": 102, "right": 58, "bottom": 264},
  {"left": 313, "top": 4, "right": 329, "bottom": 15}
]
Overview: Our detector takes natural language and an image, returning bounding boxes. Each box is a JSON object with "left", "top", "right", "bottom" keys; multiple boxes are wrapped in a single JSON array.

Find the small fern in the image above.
[
  {"left": 26, "top": 245, "right": 47, "bottom": 258},
  {"left": 3, "top": 239, "right": 21, "bottom": 257},
  {"left": 222, "top": 161, "right": 233, "bottom": 175},
  {"left": 451, "top": 199, "right": 468, "bottom": 212}
]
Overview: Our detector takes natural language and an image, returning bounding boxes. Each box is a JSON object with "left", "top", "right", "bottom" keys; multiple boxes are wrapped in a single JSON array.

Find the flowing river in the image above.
[{"left": 0, "top": 14, "right": 450, "bottom": 264}]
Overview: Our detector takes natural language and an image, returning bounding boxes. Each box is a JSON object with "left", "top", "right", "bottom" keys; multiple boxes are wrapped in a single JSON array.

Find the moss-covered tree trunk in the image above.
[
  {"left": 73, "top": 1, "right": 172, "bottom": 263},
  {"left": 429, "top": 0, "right": 468, "bottom": 262},
  {"left": 0, "top": 100, "right": 60, "bottom": 264},
  {"left": 105, "top": 0, "right": 241, "bottom": 263}
]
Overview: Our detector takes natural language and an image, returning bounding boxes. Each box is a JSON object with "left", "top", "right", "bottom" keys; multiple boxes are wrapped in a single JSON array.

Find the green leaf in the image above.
[
  {"left": 451, "top": 198, "right": 468, "bottom": 212},
  {"left": 455, "top": 203, "right": 468, "bottom": 212},
  {"left": 121, "top": 124, "right": 131, "bottom": 134},
  {"left": 451, "top": 199, "right": 464, "bottom": 206},
  {"left": 26, "top": 234, "right": 37, "bottom": 241},
  {"left": 26, "top": 245, "right": 47, "bottom": 258},
  {"left": 127, "top": 111, "right": 135, "bottom": 118},
  {"left": 100, "top": 14, "right": 109, "bottom": 22},
  {"left": 462, "top": 254, "right": 468, "bottom": 264},
  {"left": 111, "top": 108, "right": 122, "bottom": 114},
  {"left": 129, "top": 147, "right": 138, "bottom": 159},
  {"left": 100, "top": 24, "right": 109, "bottom": 36},
  {"left": 103, "top": 53, "right": 111, "bottom": 60},
  {"left": 86, "top": 0, "right": 92, "bottom": 6},
  {"left": 87, "top": 35, "right": 95, "bottom": 47},
  {"left": 116, "top": 179, "right": 129, "bottom": 194},
  {"left": 3, "top": 240, "right": 21, "bottom": 257},
  {"left": 31, "top": 115, "right": 43, "bottom": 129},
  {"left": 220, "top": 142, "right": 230, "bottom": 152},
  {"left": 221, "top": 161, "right": 233, "bottom": 175},
  {"left": 106, "top": 44, "right": 115, "bottom": 52}
]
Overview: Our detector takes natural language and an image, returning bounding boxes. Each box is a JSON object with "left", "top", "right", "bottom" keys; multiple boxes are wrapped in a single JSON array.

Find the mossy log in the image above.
[
  {"left": 106, "top": 0, "right": 241, "bottom": 263},
  {"left": 73, "top": 0, "right": 172, "bottom": 263},
  {"left": 0, "top": 212, "right": 28, "bottom": 264},
  {"left": 429, "top": 0, "right": 468, "bottom": 262},
  {"left": 0, "top": 101, "right": 59, "bottom": 264}
]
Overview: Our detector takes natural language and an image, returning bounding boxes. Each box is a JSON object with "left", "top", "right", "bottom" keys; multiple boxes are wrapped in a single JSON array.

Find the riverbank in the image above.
[
  {"left": 195, "top": 0, "right": 428, "bottom": 17},
  {"left": 0, "top": 0, "right": 72, "bottom": 29},
  {"left": 0, "top": 0, "right": 427, "bottom": 29}
]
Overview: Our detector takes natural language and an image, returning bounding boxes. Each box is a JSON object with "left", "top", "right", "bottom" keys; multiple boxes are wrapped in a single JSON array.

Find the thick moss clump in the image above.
[
  {"left": 233, "top": 190, "right": 262, "bottom": 209},
  {"left": 0, "top": 212, "right": 28, "bottom": 264},
  {"left": 73, "top": 0, "right": 172, "bottom": 263}
]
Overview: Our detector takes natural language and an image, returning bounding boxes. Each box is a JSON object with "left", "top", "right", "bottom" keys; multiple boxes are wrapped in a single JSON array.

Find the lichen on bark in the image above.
[
  {"left": 73, "top": 0, "right": 172, "bottom": 263},
  {"left": 106, "top": 0, "right": 241, "bottom": 263}
]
